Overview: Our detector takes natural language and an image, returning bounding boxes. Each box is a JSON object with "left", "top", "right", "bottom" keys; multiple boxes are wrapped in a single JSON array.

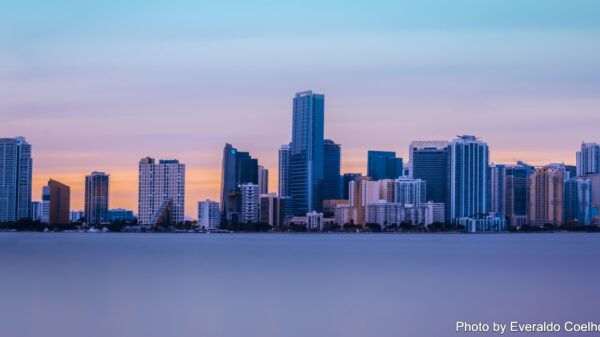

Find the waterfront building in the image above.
[
  {"left": 278, "top": 144, "right": 290, "bottom": 198},
  {"left": 448, "top": 135, "right": 489, "bottom": 222},
  {"left": 288, "top": 90, "right": 325, "bottom": 215},
  {"left": 341, "top": 173, "right": 362, "bottom": 200},
  {"left": 564, "top": 178, "right": 592, "bottom": 225},
  {"left": 198, "top": 199, "right": 221, "bottom": 230},
  {"left": 138, "top": 158, "right": 185, "bottom": 226},
  {"left": 528, "top": 166, "right": 564, "bottom": 226},
  {"left": 323, "top": 139, "right": 342, "bottom": 200},
  {"left": 410, "top": 141, "right": 448, "bottom": 209},
  {"left": 70, "top": 210, "right": 84, "bottom": 223},
  {"left": 240, "top": 183, "right": 259, "bottom": 224},
  {"left": 576, "top": 142, "right": 600, "bottom": 176},
  {"left": 84, "top": 171, "right": 109, "bottom": 224},
  {"left": 108, "top": 208, "right": 136, "bottom": 222},
  {"left": 42, "top": 179, "right": 70, "bottom": 225},
  {"left": 220, "top": 143, "right": 258, "bottom": 224},
  {"left": 259, "top": 193, "right": 280, "bottom": 228},
  {"left": 504, "top": 162, "right": 534, "bottom": 227},
  {"left": 458, "top": 215, "right": 506, "bottom": 233},
  {"left": 31, "top": 201, "right": 41, "bottom": 221},
  {"left": 394, "top": 177, "right": 426, "bottom": 207},
  {"left": 0, "top": 137, "right": 32, "bottom": 222},
  {"left": 489, "top": 164, "right": 506, "bottom": 216}
]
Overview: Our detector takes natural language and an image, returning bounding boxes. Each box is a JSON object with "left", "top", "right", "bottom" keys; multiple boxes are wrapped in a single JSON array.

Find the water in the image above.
[{"left": 1, "top": 233, "right": 599, "bottom": 337}]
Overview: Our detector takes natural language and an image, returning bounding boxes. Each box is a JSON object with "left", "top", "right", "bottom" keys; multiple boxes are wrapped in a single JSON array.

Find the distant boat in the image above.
[{"left": 87, "top": 227, "right": 99, "bottom": 233}]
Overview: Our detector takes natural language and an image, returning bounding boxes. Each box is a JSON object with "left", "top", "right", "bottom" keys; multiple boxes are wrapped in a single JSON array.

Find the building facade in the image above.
[
  {"left": 564, "top": 178, "right": 592, "bottom": 225},
  {"left": 278, "top": 144, "right": 290, "bottom": 198},
  {"left": 220, "top": 143, "right": 259, "bottom": 224},
  {"left": 448, "top": 135, "right": 489, "bottom": 222},
  {"left": 410, "top": 142, "right": 448, "bottom": 208},
  {"left": 0, "top": 137, "right": 32, "bottom": 222},
  {"left": 240, "top": 183, "right": 259, "bottom": 224},
  {"left": 258, "top": 165, "right": 269, "bottom": 195},
  {"left": 259, "top": 193, "right": 280, "bottom": 228},
  {"left": 288, "top": 90, "right": 325, "bottom": 215},
  {"left": 367, "top": 150, "right": 403, "bottom": 180},
  {"left": 394, "top": 177, "right": 426, "bottom": 207},
  {"left": 323, "top": 139, "right": 342, "bottom": 200},
  {"left": 528, "top": 166, "right": 564, "bottom": 226},
  {"left": 576, "top": 142, "right": 600, "bottom": 177},
  {"left": 43, "top": 179, "right": 70, "bottom": 225},
  {"left": 138, "top": 158, "right": 185, "bottom": 226},
  {"left": 84, "top": 171, "right": 109, "bottom": 224},
  {"left": 198, "top": 199, "right": 221, "bottom": 229}
]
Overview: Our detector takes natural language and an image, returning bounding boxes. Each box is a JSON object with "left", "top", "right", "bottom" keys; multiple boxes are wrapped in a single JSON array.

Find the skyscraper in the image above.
[
  {"left": 505, "top": 162, "right": 534, "bottom": 227},
  {"left": 240, "top": 183, "right": 259, "bottom": 224},
  {"left": 489, "top": 164, "right": 506, "bottom": 216},
  {"left": 0, "top": 137, "right": 32, "bottom": 222},
  {"left": 448, "top": 135, "right": 489, "bottom": 222},
  {"left": 84, "top": 171, "right": 109, "bottom": 224},
  {"left": 394, "top": 177, "right": 426, "bottom": 207},
  {"left": 220, "top": 143, "right": 259, "bottom": 224},
  {"left": 138, "top": 158, "right": 185, "bottom": 226},
  {"left": 43, "top": 179, "right": 70, "bottom": 225},
  {"left": 278, "top": 144, "right": 290, "bottom": 198},
  {"left": 258, "top": 165, "right": 269, "bottom": 195},
  {"left": 576, "top": 142, "right": 600, "bottom": 177},
  {"left": 289, "top": 90, "right": 325, "bottom": 215},
  {"left": 259, "top": 193, "right": 280, "bottom": 227},
  {"left": 323, "top": 139, "right": 341, "bottom": 200},
  {"left": 528, "top": 166, "right": 564, "bottom": 226},
  {"left": 198, "top": 199, "right": 220, "bottom": 229},
  {"left": 367, "top": 151, "right": 403, "bottom": 180},
  {"left": 564, "top": 178, "right": 592, "bottom": 225},
  {"left": 410, "top": 142, "right": 448, "bottom": 205}
]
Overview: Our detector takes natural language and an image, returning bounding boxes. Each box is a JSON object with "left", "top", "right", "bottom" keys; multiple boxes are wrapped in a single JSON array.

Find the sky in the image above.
[{"left": 1, "top": 0, "right": 600, "bottom": 218}]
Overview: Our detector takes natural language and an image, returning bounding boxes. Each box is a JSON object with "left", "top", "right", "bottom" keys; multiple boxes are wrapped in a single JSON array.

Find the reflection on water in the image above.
[{"left": 1, "top": 233, "right": 599, "bottom": 337}]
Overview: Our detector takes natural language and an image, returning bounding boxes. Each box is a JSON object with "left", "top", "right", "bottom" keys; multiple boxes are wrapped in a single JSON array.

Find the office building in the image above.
[
  {"left": 259, "top": 193, "right": 280, "bottom": 227},
  {"left": 458, "top": 215, "right": 506, "bottom": 233},
  {"left": 240, "top": 183, "right": 259, "bottom": 224},
  {"left": 258, "top": 166, "right": 269, "bottom": 195},
  {"left": 394, "top": 177, "right": 426, "bottom": 207},
  {"left": 505, "top": 162, "right": 534, "bottom": 227},
  {"left": 349, "top": 177, "right": 381, "bottom": 226},
  {"left": 220, "top": 143, "right": 259, "bottom": 224},
  {"left": 278, "top": 144, "right": 290, "bottom": 197},
  {"left": 138, "top": 158, "right": 185, "bottom": 226},
  {"left": 84, "top": 171, "right": 109, "bottom": 224},
  {"left": 42, "top": 179, "right": 70, "bottom": 225},
  {"left": 0, "top": 137, "right": 32, "bottom": 222},
  {"left": 448, "top": 135, "right": 489, "bottom": 222},
  {"left": 367, "top": 150, "right": 403, "bottom": 180},
  {"left": 410, "top": 142, "right": 448, "bottom": 206},
  {"left": 288, "top": 90, "right": 325, "bottom": 215},
  {"left": 323, "top": 139, "right": 342, "bottom": 200},
  {"left": 31, "top": 201, "right": 41, "bottom": 221},
  {"left": 577, "top": 142, "right": 600, "bottom": 176},
  {"left": 528, "top": 166, "right": 564, "bottom": 226},
  {"left": 489, "top": 164, "right": 506, "bottom": 216},
  {"left": 564, "top": 178, "right": 592, "bottom": 225},
  {"left": 198, "top": 199, "right": 221, "bottom": 229},
  {"left": 70, "top": 210, "right": 84, "bottom": 223}
]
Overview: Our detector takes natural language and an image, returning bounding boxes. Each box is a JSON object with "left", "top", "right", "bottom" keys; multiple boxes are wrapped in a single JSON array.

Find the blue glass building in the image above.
[
  {"left": 323, "top": 139, "right": 341, "bottom": 201},
  {"left": 367, "top": 151, "right": 403, "bottom": 180},
  {"left": 289, "top": 91, "right": 325, "bottom": 215}
]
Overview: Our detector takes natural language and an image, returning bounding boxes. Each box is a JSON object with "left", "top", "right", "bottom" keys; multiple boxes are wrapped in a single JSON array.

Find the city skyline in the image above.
[{"left": 3, "top": 1, "right": 600, "bottom": 217}]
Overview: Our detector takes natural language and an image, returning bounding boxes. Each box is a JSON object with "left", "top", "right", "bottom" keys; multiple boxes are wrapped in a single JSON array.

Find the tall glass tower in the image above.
[
  {"left": 0, "top": 137, "right": 32, "bottom": 222},
  {"left": 448, "top": 135, "right": 490, "bottom": 222},
  {"left": 289, "top": 90, "right": 325, "bottom": 215},
  {"left": 323, "top": 139, "right": 341, "bottom": 200}
]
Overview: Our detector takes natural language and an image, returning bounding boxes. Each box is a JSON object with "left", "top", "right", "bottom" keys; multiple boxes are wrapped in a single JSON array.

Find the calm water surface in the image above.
[{"left": 1, "top": 233, "right": 599, "bottom": 337}]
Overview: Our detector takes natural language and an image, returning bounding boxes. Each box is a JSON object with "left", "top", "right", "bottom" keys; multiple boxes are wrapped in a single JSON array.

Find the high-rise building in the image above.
[
  {"left": 505, "top": 162, "right": 534, "bottom": 227},
  {"left": 258, "top": 166, "right": 269, "bottom": 195},
  {"left": 576, "top": 142, "right": 600, "bottom": 177},
  {"left": 138, "top": 158, "right": 185, "bottom": 226},
  {"left": 220, "top": 143, "right": 259, "bottom": 224},
  {"left": 341, "top": 173, "right": 362, "bottom": 200},
  {"left": 410, "top": 142, "right": 448, "bottom": 206},
  {"left": 198, "top": 199, "right": 221, "bottom": 229},
  {"left": 408, "top": 141, "right": 449, "bottom": 175},
  {"left": 349, "top": 177, "right": 381, "bottom": 226},
  {"left": 367, "top": 151, "right": 403, "bottom": 180},
  {"left": 289, "top": 90, "right": 325, "bottom": 215},
  {"left": 323, "top": 139, "right": 342, "bottom": 200},
  {"left": 448, "top": 135, "right": 489, "bottom": 222},
  {"left": 394, "top": 177, "right": 426, "bottom": 207},
  {"left": 43, "top": 179, "right": 70, "bottom": 225},
  {"left": 278, "top": 144, "right": 290, "bottom": 198},
  {"left": 564, "top": 178, "right": 592, "bottom": 225},
  {"left": 583, "top": 174, "right": 600, "bottom": 224},
  {"left": 259, "top": 193, "right": 280, "bottom": 227},
  {"left": 84, "top": 171, "right": 109, "bottom": 224},
  {"left": 0, "top": 137, "right": 32, "bottom": 222},
  {"left": 528, "top": 166, "right": 564, "bottom": 226},
  {"left": 489, "top": 164, "right": 506, "bottom": 216},
  {"left": 240, "top": 183, "right": 259, "bottom": 224},
  {"left": 31, "top": 201, "right": 41, "bottom": 221}
]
